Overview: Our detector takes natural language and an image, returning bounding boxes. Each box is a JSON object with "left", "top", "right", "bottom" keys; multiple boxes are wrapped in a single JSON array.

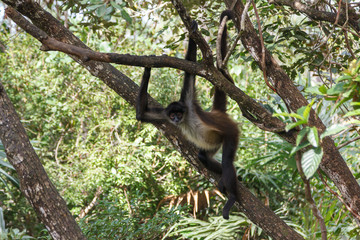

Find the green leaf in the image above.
[
  {"left": 273, "top": 112, "right": 303, "bottom": 120},
  {"left": 110, "top": 1, "right": 123, "bottom": 10},
  {"left": 296, "top": 127, "right": 310, "bottom": 146},
  {"left": 296, "top": 106, "right": 306, "bottom": 116},
  {"left": 336, "top": 75, "right": 353, "bottom": 82},
  {"left": 318, "top": 85, "right": 327, "bottom": 94},
  {"left": 121, "top": 9, "right": 132, "bottom": 23},
  {"left": 87, "top": 4, "right": 103, "bottom": 11},
  {"left": 307, "top": 127, "right": 319, "bottom": 147},
  {"left": 285, "top": 120, "right": 307, "bottom": 132},
  {"left": 344, "top": 109, "right": 360, "bottom": 117},
  {"left": 305, "top": 86, "right": 325, "bottom": 95},
  {"left": 95, "top": 4, "right": 107, "bottom": 17},
  {"left": 327, "top": 82, "right": 346, "bottom": 95},
  {"left": 320, "top": 125, "right": 348, "bottom": 139},
  {"left": 301, "top": 147, "right": 323, "bottom": 179},
  {"left": 303, "top": 98, "right": 316, "bottom": 121},
  {"left": 0, "top": 160, "right": 14, "bottom": 170},
  {"left": 0, "top": 168, "right": 19, "bottom": 187},
  {"left": 290, "top": 141, "right": 310, "bottom": 157}
]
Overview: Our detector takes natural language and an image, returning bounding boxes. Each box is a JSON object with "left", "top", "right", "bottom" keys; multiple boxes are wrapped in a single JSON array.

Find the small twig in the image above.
[
  {"left": 296, "top": 153, "right": 327, "bottom": 240},
  {"left": 343, "top": 30, "right": 356, "bottom": 59},
  {"left": 251, "top": 0, "right": 276, "bottom": 93},
  {"left": 337, "top": 136, "right": 360, "bottom": 149},
  {"left": 54, "top": 135, "right": 63, "bottom": 165},
  {"left": 314, "top": 0, "right": 342, "bottom": 51},
  {"left": 318, "top": 171, "right": 360, "bottom": 221},
  {"left": 77, "top": 186, "right": 103, "bottom": 220},
  {"left": 241, "top": 0, "right": 252, "bottom": 31}
]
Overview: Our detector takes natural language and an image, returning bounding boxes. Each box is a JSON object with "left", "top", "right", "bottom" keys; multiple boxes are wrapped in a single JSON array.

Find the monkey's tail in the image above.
[{"left": 222, "top": 194, "right": 236, "bottom": 220}]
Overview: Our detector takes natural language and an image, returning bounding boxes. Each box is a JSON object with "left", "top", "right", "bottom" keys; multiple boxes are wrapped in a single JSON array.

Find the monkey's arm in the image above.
[
  {"left": 180, "top": 21, "right": 197, "bottom": 104},
  {"left": 136, "top": 67, "right": 166, "bottom": 123}
]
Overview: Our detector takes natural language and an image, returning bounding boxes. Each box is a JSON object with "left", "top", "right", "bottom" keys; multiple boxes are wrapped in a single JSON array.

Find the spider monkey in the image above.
[{"left": 136, "top": 12, "right": 239, "bottom": 219}]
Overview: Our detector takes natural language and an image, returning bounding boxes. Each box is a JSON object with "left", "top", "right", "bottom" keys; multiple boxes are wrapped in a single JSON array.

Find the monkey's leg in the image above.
[
  {"left": 220, "top": 136, "right": 239, "bottom": 219},
  {"left": 198, "top": 149, "right": 222, "bottom": 175}
]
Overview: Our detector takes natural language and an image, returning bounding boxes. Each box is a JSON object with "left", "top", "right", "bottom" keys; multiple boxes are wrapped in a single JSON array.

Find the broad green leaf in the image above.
[
  {"left": 285, "top": 120, "right": 306, "bottom": 132},
  {"left": 320, "top": 125, "right": 348, "bottom": 138},
  {"left": 296, "top": 106, "right": 306, "bottom": 116},
  {"left": 296, "top": 127, "right": 310, "bottom": 146},
  {"left": 327, "top": 82, "right": 346, "bottom": 95},
  {"left": 335, "top": 75, "right": 352, "bottom": 82},
  {"left": 319, "top": 85, "right": 327, "bottom": 94},
  {"left": 301, "top": 147, "right": 323, "bottom": 179},
  {"left": 307, "top": 127, "right": 319, "bottom": 147},
  {"left": 305, "top": 86, "right": 324, "bottom": 95},
  {"left": 95, "top": 4, "right": 107, "bottom": 17}
]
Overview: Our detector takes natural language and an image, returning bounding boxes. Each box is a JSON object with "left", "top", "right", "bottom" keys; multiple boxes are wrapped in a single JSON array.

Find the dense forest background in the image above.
[{"left": 1, "top": 0, "right": 360, "bottom": 239}]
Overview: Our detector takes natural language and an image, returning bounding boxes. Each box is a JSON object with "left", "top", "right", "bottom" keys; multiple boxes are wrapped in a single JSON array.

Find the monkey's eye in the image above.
[
  {"left": 169, "top": 113, "right": 176, "bottom": 120},
  {"left": 176, "top": 113, "right": 183, "bottom": 119}
]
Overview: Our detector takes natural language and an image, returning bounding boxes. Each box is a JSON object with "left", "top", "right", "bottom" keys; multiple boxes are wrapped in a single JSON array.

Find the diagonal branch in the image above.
[{"left": 268, "top": 0, "right": 360, "bottom": 33}]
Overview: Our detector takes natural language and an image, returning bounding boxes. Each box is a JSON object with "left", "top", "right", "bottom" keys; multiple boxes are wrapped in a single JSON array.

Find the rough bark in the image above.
[
  {"left": 0, "top": 83, "right": 87, "bottom": 240},
  {"left": 1, "top": 1, "right": 305, "bottom": 239},
  {"left": 268, "top": 0, "right": 360, "bottom": 33},
  {"left": 224, "top": 0, "right": 360, "bottom": 219}
]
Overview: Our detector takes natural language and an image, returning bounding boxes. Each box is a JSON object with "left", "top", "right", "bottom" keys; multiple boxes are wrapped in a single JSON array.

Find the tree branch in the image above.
[{"left": 268, "top": 0, "right": 360, "bottom": 33}]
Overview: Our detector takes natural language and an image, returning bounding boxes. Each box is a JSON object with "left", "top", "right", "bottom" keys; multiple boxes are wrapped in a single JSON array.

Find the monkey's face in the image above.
[{"left": 165, "top": 102, "right": 187, "bottom": 125}]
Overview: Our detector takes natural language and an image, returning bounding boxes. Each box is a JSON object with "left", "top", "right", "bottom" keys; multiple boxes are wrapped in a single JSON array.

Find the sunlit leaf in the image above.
[
  {"left": 320, "top": 125, "right": 347, "bottom": 139},
  {"left": 296, "top": 127, "right": 309, "bottom": 146},
  {"left": 307, "top": 127, "right": 319, "bottom": 147},
  {"left": 285, "top": 120, "right": 306, "bottom": 132},
  {"left": 301, "top": 147, "right": 323, "bottom": 179},
  {"left": 344, "top": 109, "right": 360, "bottom": 117}
]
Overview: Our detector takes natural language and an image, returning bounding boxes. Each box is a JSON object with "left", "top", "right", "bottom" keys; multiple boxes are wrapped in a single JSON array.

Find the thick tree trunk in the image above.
[
  {"left": 1, "top": 1, "right": 305, "bottom": 239},
  {"left": 0, "top": 83, "right": 87, "bottom": 240}
]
